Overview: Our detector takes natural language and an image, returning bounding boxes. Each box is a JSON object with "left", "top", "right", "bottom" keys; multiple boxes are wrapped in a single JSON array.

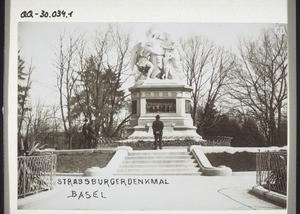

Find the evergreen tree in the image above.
[
  {"left": 18, "top": 53, "right": 33, "bottom": 154},
  {"left": 72, "top": 55, "right": 130, "bottom": 138},
  {"left": 241, "top": 118, "right": 266, "bottom": 147}
]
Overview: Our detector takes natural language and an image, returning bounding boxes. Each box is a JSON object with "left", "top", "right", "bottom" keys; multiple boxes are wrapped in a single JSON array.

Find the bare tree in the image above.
[
  {"left": 228, "top": 27, "right": 287, "bottom": 146},
  {"left": 180, "top": 36, "right": 235, "bottom": 132},
  {"left": 72, "top": 25, "right": 132, "bottom": 138},
  {"left": 55, "top": 34, "right": 81, "bottom": 149},
  {"left": 101, "top": 26, "right": 132, "bottom": 137},
  {"left": 72, "top": 28, "right": 112, "bottom": 135},
  {"left": 24, "top": 103, "right": 59, "bottom": 154},
  {"left": 181, "top": 36, "right": 213, "bottom": 125}
]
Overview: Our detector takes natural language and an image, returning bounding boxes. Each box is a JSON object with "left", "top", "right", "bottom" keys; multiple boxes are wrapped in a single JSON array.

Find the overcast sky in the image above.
[{"left": 18, "top": 22, "right": 279, "bottom": 107}]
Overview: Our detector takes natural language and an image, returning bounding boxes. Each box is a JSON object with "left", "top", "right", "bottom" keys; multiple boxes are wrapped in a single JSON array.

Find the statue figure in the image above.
[
  {"left": 131, "top": 26, "right": 185, "bottom": 84},
  {"left": 131, "top": 26, "right": 164, "bottom": 83},
  {"left": 162, "top": 49, "right": 178, "bottom": 80},
  {"left": 145, "top": 26, "right": 164, "bottom": 78},
  {"left": 131, "top": 42, "right": 153, "bottom": 81},
  {"left": 161, "top": 33, "right": 185, "bottom": 80}
]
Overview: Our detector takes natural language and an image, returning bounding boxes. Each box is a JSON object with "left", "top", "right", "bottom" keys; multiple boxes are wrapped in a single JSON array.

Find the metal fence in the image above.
[
  {"left": 18, "top": 153, "right": 57, "bottom": 198},
  {"left": 202, "top": 136, "right": 233, "bottom": 146},
  {"left": 256, "top": 151, "right": 287, "bottom": 195}
]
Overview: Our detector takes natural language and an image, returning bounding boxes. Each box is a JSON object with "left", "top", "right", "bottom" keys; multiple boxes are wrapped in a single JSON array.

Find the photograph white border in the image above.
[{"left": 4, "top": 0, "right": 295, "bottom": 213}]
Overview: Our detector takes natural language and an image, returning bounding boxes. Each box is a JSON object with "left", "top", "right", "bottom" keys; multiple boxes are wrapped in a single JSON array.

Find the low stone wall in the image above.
[
  {"left": 35, "top": 148, "right": 115, "bottom": 155},
  {"left": 37, "top": 136, "right": 233, "bottom": 151},
  {"left": 95, "top": 136, "right": 232, "bottom": 149},
  {"left": 88, "top": 138, "right": 205, "bottom": 149},
  {"left": 251, "top": 186, "right": 286, "bottom": 207},
  {"left": 117, "top": 139, "right": 204, "bottom": 149}
]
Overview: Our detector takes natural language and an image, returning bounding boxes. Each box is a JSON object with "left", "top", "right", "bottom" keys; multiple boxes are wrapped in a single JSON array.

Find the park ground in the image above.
[{"left": 18, "top": 171, "right": 285, "bottom": 211}]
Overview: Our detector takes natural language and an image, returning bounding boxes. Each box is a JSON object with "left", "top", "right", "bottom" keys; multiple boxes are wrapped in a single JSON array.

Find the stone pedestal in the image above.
[{"left": 126, "top": 79, "right": 203, "bottom": 141}]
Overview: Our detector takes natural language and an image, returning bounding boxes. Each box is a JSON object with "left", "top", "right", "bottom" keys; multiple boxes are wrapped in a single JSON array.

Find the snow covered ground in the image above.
[{"left": 200, "top": 146, "right": 287, "bottom": 154}]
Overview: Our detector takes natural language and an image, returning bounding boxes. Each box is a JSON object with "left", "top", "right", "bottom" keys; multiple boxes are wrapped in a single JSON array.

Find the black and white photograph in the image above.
[
  {"left": 5, "top": 0, "right": 296, "bottom": 213},
  {"left": 16, "top": 21, "right": 289, "bottom": 211}
]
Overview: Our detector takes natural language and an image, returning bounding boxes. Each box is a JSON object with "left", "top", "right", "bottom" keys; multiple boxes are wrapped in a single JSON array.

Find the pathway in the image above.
[{"left": 18, "top": 172, "right": 284, "bottom": 211}]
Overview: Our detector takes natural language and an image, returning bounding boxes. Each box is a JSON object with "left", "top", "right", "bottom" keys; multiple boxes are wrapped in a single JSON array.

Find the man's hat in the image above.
[{"left": 155, "top": 115, "right": 160, "bottom": 119}]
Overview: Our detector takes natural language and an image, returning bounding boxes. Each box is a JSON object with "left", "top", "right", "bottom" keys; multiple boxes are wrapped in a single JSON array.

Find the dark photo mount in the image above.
[
  {"left": 1, "top": 0, "right": 5, "bottom": 213},
  {"left": 296, "top": 0, "right": 299, "bottom": 213},
  {"left": 4, "top": 0, "right": 297, "bottom": 213}
]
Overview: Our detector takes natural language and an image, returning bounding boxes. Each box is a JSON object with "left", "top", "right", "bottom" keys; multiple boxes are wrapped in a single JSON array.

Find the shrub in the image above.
[{"left": 205, "top": 152, "right": 256, "bottom": 171}]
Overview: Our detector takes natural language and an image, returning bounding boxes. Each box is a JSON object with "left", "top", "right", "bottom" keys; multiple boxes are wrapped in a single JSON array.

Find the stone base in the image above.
[
  {"left": 126, "top": 123, "right": 203, "bottom": 142},
  {"left": 127, "top": 81, "right": 203, "bottom": 143},
  {"left": 201, "top": 166, "right": 232, "bottom": 176}
]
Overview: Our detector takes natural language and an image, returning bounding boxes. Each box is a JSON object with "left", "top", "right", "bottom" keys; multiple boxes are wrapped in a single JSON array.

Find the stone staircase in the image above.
[{"left": 114, "top": 150, "right": 201, "bottom": 176}]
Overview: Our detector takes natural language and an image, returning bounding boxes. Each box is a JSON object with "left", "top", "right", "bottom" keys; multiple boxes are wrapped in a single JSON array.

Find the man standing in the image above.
[
  {"left": 81, "top": 119, "right": 89, "bottom": 149},
  {"left": 152, "top": 115, "right": 164, "bottom": 150},
  {"left": 87, "top": 120, "right": 97, "bottom": 148}
]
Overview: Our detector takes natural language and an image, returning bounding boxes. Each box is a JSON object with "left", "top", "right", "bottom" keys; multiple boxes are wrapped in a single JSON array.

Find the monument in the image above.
[{"left": 126, "top": 26, "right": 203, "bottom": 142}]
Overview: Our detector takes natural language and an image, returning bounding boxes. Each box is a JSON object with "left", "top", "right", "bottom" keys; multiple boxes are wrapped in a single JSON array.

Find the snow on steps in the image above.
[{"left": 114, "top": 150, "right": 201, "bottom": 176}]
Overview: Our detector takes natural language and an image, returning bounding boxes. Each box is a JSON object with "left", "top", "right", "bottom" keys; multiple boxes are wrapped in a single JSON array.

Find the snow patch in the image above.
[{"left": 201, "top": 146, "right": 287, "bottom": 154}]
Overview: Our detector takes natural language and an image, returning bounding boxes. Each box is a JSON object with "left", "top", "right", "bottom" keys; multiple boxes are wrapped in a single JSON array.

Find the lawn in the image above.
[
  {"left": 206, "top": 152, "right": 256, "bottom": 171},
  {"left": 56, "top": 152, "right": 115, "bottom": 173},
  {"left": 56, "top": 150, "right": 256, "bottom": 173}
]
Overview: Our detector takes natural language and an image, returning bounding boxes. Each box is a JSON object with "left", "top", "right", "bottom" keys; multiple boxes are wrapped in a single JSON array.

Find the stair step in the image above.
[
  {"left": 128, "top": 151, "right": 190, "bottom": 156},
  {"left": 116, "top": 168, "right": 200, "bottom": 173},
  {"left": 114, "top": 172, "right": 201, "bottom": 176},
  {"left": 122, "top": 159, "right": 196, "bottom": 164},
  {"left": 125, "top": 155, "right": 193, "bottom": 160},
  {"left": 113, "top": 149, "right": 201, "bottom": 176},
  {"left": 119, "top": 163, "right": 198, "bottom": 168},
  {"left": 118, "top": 167, "right": 198, "bottom": 171}
]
